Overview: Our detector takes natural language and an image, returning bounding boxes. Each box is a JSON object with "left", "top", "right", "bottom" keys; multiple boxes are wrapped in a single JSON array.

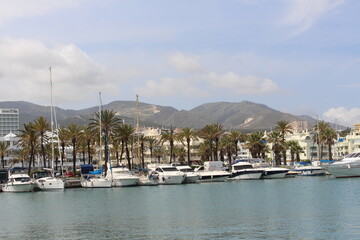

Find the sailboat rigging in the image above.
[{"left": 34, "top": 67, "right": 65, "bottom": 190}]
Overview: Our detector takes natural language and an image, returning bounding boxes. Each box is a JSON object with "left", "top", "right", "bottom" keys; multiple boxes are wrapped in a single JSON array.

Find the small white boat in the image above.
[
  {"left": 175, "top": 165, "right": 200, "bottom": 183},
  {"left": 291, "top": 164, "right": 325, "bottom": 176},
  {"left": 34, "top": 169, "right": 65, "bottom": 191},
  {"left": 252, "top": 162, "right": 289, "bottom": 179},
  {"left": 148, "top": 164, "right": 185, "bottom": 185},
  {"left": 324, "top": 150, "right": 360, "bottom": 178},
  {"left": 229, "top": 161, "right": 264, "bottom": 180},
  {"left": 80, "top": 164, "right": 112, "bottom": 188},
  {"left": 137, "top": 171, "right": 159, "bottom": 186},
  {"left": 2, "top": 173, "right": 36, "bottom": 192},
  {"left": 111, "top": 166, "right": 139, "bottom": 187},
  {"left": 194, "top": 161, "right": 230, "bottom": 182}
]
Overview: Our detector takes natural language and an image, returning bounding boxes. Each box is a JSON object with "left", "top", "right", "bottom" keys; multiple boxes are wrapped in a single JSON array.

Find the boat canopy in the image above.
[{"left": 80, "top": 164, "right": 94, "bottom": 174}]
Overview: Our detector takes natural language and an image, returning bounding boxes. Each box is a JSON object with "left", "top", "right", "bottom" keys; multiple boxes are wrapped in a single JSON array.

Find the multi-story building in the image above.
[{"left": 0, "top": 109, "right": 19, "bottom": 137}]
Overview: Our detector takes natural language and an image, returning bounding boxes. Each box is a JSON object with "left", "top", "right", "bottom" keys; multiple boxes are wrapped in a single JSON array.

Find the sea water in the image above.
[{"left": 1, "top": 177, "right": 360, "bottom": 240}]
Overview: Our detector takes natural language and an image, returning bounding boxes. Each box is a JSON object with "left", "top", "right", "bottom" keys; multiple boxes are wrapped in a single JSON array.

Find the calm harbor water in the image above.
[{"left": 1, "top": 177, "right": 360, "bottom": 240}]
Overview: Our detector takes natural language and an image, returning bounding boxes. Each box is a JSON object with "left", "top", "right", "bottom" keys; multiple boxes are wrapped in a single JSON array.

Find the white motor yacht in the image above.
[
  {"left": 229, "top": 161, "right": 264, "bottom": 180},
  {"left": 34, "top": 169, "right": 65, "bottom": 191},
  {"left": 252, "top": 162, "right": 289, "bottom": 179},
  {"left": 137, "top": 171, "right": 159, "bottom": 186},
  {"left": 324, "top": 150, "right": 360, "bottom": 178},
  {"left": 2, "top": 173, "right": 36, "bottom": 192},
  {"left": 111, "top": 166, "right": 139, "bottom": 187},
  {"left": 194, "top": 161, "right": 230, "bottom": 182},
  {"left": 147, "top": 164, "right": 185, "bottom": 185},
  {"left": 291, "top": 164, "right": 325, "bottom": 176},
  {"left": 176, "top": 165, "right": 200, "bottom": 183}
]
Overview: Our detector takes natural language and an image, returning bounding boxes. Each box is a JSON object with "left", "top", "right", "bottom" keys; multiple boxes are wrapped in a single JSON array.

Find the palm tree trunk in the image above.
[
  {"left": 87, "top": 141, "right": 91, "bottom": 164},
  {"left": 328, "top": 144, "right": 333, "bottom": 160},
  {"left": 125, "top": 143, "right": 131, "bottom": 170},
  {"left": 187, "top": 139, "right": 191, "bottom": 166},
  {"left": 72, "top": 141, "right": 76, "bottom": 176}
]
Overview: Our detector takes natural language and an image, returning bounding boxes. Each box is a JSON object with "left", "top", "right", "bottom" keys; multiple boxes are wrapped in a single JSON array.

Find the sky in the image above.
[{"left": 0, "top": 0, "right": 359, "bottom": 127}]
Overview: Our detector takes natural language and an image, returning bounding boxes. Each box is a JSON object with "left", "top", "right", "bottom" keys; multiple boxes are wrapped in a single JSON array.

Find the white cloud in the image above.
[
  {"left": 0, "top": 0, "right": 80, "bottom": 26},
  {"left": 136, "top": 77, "right": 209, "bottom": 98},
  {"left": 168, "top": 52, "right": 204, "bottom": 73},
  {"left": 282, "top": 0, "right": 346, "bottom": 36},
  {"left": 0, "top": 37, "right": 118, "bottom": 107},
  {"left": 208, "top": 72, "right": 281, "bottom": 94},
  {"left": 323, "top": 107, "right": 360, "bottom": 127}
]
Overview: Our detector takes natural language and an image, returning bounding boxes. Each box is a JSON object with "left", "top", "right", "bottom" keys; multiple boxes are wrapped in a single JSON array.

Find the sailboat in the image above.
[
  {"left": 81, "top": 92, "right": 112, "bottom": 188},
  {"left": 34, "top": 67, "right": 65, "bottom": 191}
]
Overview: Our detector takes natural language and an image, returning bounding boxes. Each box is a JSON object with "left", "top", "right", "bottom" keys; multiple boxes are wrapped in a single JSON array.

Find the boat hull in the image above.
[
  {"left": 325, "top": 163, "right": 360, "bottom": 178},
  {"left": 260, "top": 168, "right": 289, "bottom": 179},
  {"left": 158, "top": 174, "right": 185, "bottom": 185},
  {"left": 2, "top": 182, "right": 35, "bottom": 192},
  {"left": 197, "top": 173, "right": 230, "bottom": 182},
  {"left": 35, "top": 177, "right": 65, "bottom": 191},
  {"left": 112, "top": 177, "right": 139, "bottom": 187},
  {"left": 183, "top": 174, "right": 200, "bottom": 183},
  {"left": 81, "top": 178, "right": 112, "bottom": 188},
  {"left": 230, "top": 170, "right": 264, "bottom": 180}
]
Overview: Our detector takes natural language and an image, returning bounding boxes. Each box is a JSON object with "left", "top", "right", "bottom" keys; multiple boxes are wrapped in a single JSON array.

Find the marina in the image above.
[{"left": 1, "top": 177, "right": 360, "bottom": 239}]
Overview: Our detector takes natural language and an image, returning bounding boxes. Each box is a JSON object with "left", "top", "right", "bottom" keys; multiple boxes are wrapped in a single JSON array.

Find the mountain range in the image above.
[{"left": 0, "top": 100, "right": 330, "bottom": 131}]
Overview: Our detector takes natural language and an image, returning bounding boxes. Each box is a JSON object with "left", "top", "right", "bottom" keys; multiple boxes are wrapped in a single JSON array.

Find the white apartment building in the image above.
[{"left": 0, "top": 109, "right": 19, "bottom": 137}]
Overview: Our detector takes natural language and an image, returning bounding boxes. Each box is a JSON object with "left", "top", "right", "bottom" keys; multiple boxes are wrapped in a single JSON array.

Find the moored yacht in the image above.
[
  {"left": 175, "top": 165, "right": 200, "bottom": 183},
  {"left": 252, "top": 162, "right": 289, "bottom": 179},
  {"left": 194, "top": 161, "right": 230, "bottom": 182},
  {"left": 291, "top": 163, "right": 325, "bottom": 176},
  {"left": 2, "top": 173, "right": 36, "bottom": 192},
  {"left": 80, "top": 164, "right": 112, "bottom": 188},
  {"left": 147, "top": 164, "right": 186, "bottom": 185},
  {"left": 137, "top": 171, "right": 159, "bottom": 186},
  {"left": 111, "top": 166, "right": 139, "bottom": 187},
  {"left": 324, "top": 150, "right": 360, "bottom": 178},
  {"left": 34, "top": 168, "right": 65, "bottom": 191},
  {"left": 229, "top": 160, "right": 264, "bottom": 180}
]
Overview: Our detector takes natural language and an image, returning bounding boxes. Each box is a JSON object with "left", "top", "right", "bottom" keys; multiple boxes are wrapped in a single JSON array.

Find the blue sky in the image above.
[{"left": 0, "top": 0, "right": 359, "bottom": 126}]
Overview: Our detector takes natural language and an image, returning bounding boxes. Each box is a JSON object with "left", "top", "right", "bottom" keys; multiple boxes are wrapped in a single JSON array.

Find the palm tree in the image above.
[
  {"left": 323, "top": 127, "right": 337, "bottom": 160},
  {"left": 160, "top": 126, "right": 177, "bottom": 164},
  {"left": 198, "top": 124, "right": 224, "bottom": 161},
  {"left": 0, "top": 142, "right": 9, "bottom": 168},
  {"left": 81, "top": 126, "right": 96, "bottom": 165},
  {"left": 153, "top": 145, "right": 166, "bottom": 163},
  {"left": 18, "top": 122, "right": 39, "bottom": 175},
  {"left": 275, "top": 121, "right": 293, "bottom": 165},
  {"left": 313, "top": 120, "right": 330, "bottom": 160},
  {"left": 89, "top": 109, "right": 123, "bottom": 173},
  {"left": 64, "top": 123, "right": 83, "bottom": 176},
  {"left": 173, "top": 146, "right": 186, "bottom": 164},
  {"left": 145, "top": 137, "right": 159, "bottom": 163},
  {"left": 245, "top": 132, "right": 266, "bottom": 158},
  {"left": 219, "top": 135, "right": 236, "bottom": 165},
  {"left": 287, "top": 140, "right": 303, "bottom": 163},
  {"left": 178, "top": 127, "right": 198, "bottom": 166},
  {"left": 227, "top": 130, "right": 243, "bottom": 159},
  {"left": 267, "top": 130, "right": 284, "bottom": 166},
  {"left": 33, "top": 116, "right": 51, "bottom": 168},
  {"left": 57, "top": 127, "right": 68, "bottom": 171},
  {"left": 115, "top": 124, "right": 135, "bottom": 169}
]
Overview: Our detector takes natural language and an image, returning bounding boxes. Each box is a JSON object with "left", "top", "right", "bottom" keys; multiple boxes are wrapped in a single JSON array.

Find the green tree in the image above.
[
  {"left": 90, "top": 110, "right": 123, "bottom": 174},
  {"left": 267, "top": 130, "right": 284, "bottom": 166},
  {"left": 323, "top": 127, "right": 337, "bottom": 160},
  {"left": 160, "top": 126, "right": 178, "bottom": 164},
  {"left": 0, "top": 142, "right": 9, "bottom": 168},
  {"left": 275, "top": 121, "right": 293, "bottom": 165},
  {"left": 198, "top": 124, "right": 224, "bottom": 161},
  {"left": 18, "top": 122, "right": 39, "bottom": 175},
  {"left": 178, "top": 127, "right": 198, "bottom": 166},
  {"left": 287, "top": 140, "right": 303, "bottom": 163},
  {"left": 115, "top": 124, "right": 135, "bottom": 169},
  {"left": 33, "top": 116, "right": 51, "bottom": 168},
  {"left": 64, "top": 124, "right": 83, "bottom": 176},
  {"left": 245, "top": 132, "right": 266, "bottom": 158}
]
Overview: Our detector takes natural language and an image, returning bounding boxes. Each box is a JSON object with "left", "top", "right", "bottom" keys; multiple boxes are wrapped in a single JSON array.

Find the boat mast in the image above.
[
  {"left": 49, "top": 67, "right": 54, "bottom": 176},
  {"left": 136, "top": 95, "right": 141, "bottom": 167},
  {"left": 99, "top": 92, "right": 103, "bottom": 167}
]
